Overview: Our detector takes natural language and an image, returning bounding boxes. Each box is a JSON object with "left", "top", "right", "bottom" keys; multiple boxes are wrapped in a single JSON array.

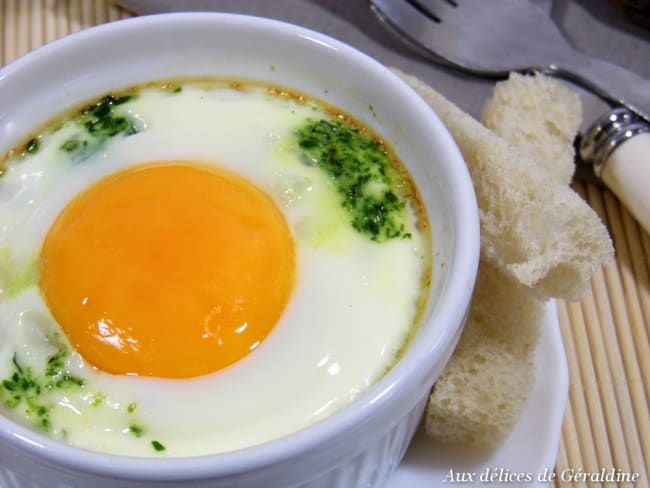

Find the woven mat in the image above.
[{"left": 1, "top": 1, "right": 649, "bottom": 486}]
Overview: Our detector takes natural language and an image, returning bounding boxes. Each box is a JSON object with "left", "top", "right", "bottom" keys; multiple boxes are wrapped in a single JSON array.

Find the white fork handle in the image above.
[{"left": 601, "top": 133, "right": 650, "bottom": 234}]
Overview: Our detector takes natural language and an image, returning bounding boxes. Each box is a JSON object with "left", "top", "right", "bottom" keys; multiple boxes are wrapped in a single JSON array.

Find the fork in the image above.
[
  {"left": 370, "top": 0, "right": 650, "bottom": 232},
  {"left": 369, "top": 0, "right": 650, "bottom": 123}
]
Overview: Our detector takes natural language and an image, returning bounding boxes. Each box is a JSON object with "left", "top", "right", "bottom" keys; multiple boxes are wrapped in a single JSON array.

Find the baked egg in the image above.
[{"left": 0, "top": 81, "right": 430, "bottom": 456}]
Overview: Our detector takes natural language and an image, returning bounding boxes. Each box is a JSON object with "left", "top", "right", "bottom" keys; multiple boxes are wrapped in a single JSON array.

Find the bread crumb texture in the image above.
[
  {"left": 425, "top": 259, "right": 543, "bottom": 446},
  {"left": 393, "top": 68, "right": 613, "bottom": 302},
  {"left": 481, "top": 72, "right": 581, "bottom": 184}
]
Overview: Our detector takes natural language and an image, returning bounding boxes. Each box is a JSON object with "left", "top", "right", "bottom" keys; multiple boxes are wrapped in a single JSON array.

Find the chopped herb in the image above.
[
  {"left": 1, "top": 355, "right": 51, "bottom": 430},
  {"left": 0, "top": 248, "right": 39, "bottom": 297},
  {"left": 44, "top": 350, "right": 86, "bottom": 388},
  {"left": 86, "top": 94, "right": 131, "bottom": 113},
  {"left": 127, "top": 402, "right": 137, "bottom": 413},
  {"left": 295, "top": 119, "right": 410, "bottom": 242},
  {"left": 80, "top": 95, "right": 129, "bottom": 120},
  {"left": 129, "top": 424, "right": 144, "bottom": 438},
  {"left": 89, "top": 392, "right": 106, "bottom": 407},
  {"left": 45, "top": 350, "right": 65, "bottom": 376},
  {"left": 7, "top": 93, "right": 139, "bottom": 164},
  {"left": 25, "top": 138, "right": 39, "bottom": 154},
  {"left": 83, "top": 115, "right": 133, "bottom": 137},
  {"left": 55, "top": 374, "right": 85, "bottom": 388},
  {"left": 56, "top": 93, "right": 139, "bottom": 163},
  {"left": 151, "top": 440, "right": 166, "bottom": 452},
  {"left": 173, "top": 85, "right": 182, "bottom": 93},
  {"left": 60, "top": 139, "right": 87, "bottom": 152},
  {"left": 43, "top": 351, "right": 86, "bottom": 390},
  {"left": 0, "top": 350, "right": 86, "bottom": 432}
]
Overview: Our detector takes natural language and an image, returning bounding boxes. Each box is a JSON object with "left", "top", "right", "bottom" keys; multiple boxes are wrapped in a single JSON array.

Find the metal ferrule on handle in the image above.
[{"left": 580, "top": 108, "right": 650, "bottom": 233}]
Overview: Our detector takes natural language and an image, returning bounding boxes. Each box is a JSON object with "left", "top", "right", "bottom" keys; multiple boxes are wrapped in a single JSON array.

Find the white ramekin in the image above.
[{"left": 0, "top": 13, "right": 479, "bottom": 488}]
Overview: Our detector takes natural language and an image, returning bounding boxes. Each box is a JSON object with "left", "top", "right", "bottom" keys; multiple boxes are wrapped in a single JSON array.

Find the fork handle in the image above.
[
  {"left": 553, "top": 48, "right": 650, "bottom": 123},
  {"left": 601, "top": 133, "right": 650, "bottom": 233},
  {"left": 580, "top": 107, "right": 650, "bottom": 233}
]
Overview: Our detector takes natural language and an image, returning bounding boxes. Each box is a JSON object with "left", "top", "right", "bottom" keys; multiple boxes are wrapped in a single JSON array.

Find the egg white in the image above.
[{"left": 0, "top": 82, "right": 429, "bottom": 456}]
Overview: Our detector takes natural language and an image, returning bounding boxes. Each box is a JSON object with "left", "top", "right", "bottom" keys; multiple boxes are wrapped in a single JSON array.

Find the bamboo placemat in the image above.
[{"left": 1, "top": 1, "right": 648, "bottom": 486}]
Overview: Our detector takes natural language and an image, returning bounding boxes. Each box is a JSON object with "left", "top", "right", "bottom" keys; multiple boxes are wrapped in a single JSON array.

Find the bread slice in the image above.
[
  {"left": 392, "top": 68, "right": 613, "bottom": 301},
  {"left": 390, "top": 68, "right": 613, "bottom": 447},
  {"left": 425, "top": 258, "right": 543, "bottom": 446},
  {"left": 481, "top": 72, "right": 581, "bottom": 184}
]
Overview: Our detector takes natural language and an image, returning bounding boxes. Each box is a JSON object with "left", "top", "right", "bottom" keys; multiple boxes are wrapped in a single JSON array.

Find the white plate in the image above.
[{"left": 387, "top": 301, "right": 568, "bottom": 488}]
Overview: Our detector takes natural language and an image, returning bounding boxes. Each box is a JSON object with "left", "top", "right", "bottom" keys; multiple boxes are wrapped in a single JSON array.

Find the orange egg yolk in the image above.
[{"left": 39, "top": 161, "right": 295, "bottom": 379}]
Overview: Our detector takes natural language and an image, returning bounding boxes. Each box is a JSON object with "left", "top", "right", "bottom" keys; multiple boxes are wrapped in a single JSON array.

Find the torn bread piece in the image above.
[
  {"left": 393, "top": 68, "right": 613, "bottom": 301},
  {"left": 393, "top": 69, "right": 613, "bottom": 447},
  {"left": 425, "top": 258, "right": 543, "bottom": 446},
  {"left": 481, "top": 72, "right": 581, "bottom": 184}
]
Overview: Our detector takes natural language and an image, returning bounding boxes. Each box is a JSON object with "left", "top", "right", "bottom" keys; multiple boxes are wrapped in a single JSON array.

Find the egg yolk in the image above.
[{"left": 39, "top": 162, "right": 295, "bottom": 378}]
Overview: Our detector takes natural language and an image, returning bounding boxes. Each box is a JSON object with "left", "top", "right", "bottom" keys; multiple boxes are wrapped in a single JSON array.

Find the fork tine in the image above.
[
  {"left": 371, "top": 0, "right": 555, "bottom": 73},
  {"left": 370, "top": 0, "right": 462, "bottom": 59},
  {"left": 414, "top": 0, "right": 458, "bottom": 22}
]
